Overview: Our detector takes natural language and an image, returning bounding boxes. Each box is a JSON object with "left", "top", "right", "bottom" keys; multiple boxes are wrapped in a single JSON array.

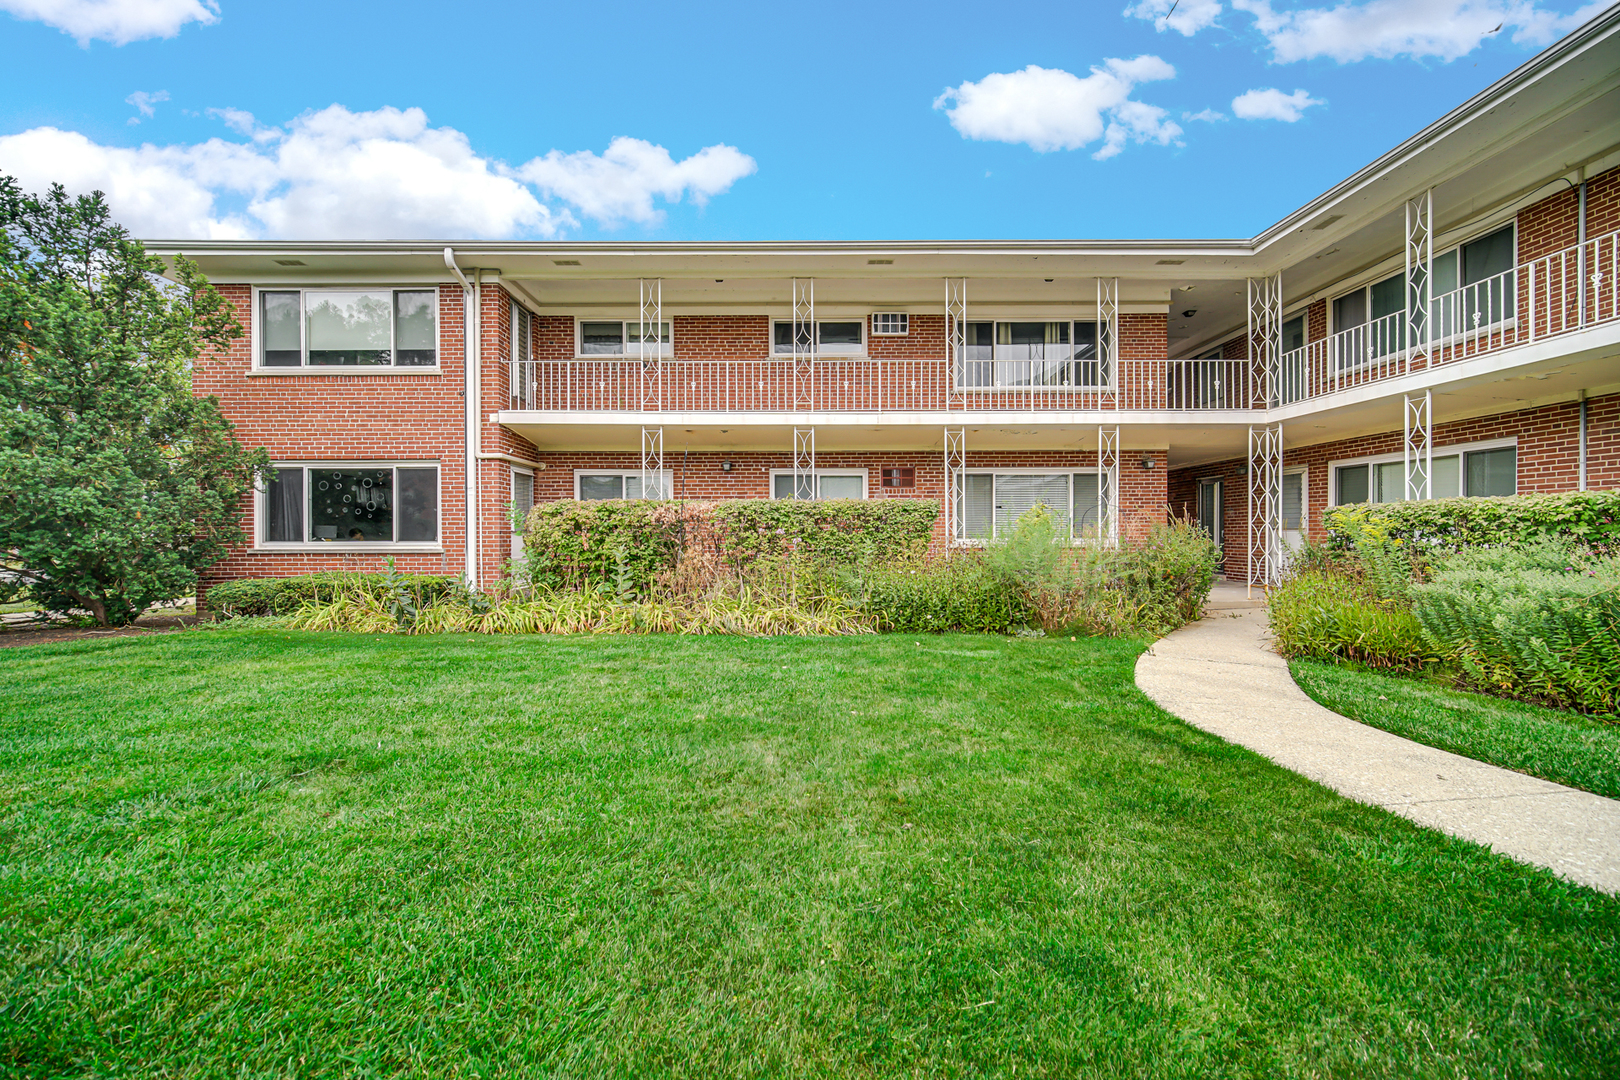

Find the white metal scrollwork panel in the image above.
[
  {"left": 1096, "top": 277, "right": 1119, "bottom": 399},
  {"left": 1247, "top": 424, "right": 1284, "bottom": 588},
  {"left": 792, "top": 427, "right": 816, "bottom": 500},
  {"left": 1404, "top": 391, "right": 1433, "bottom": 502},
  {"left": 1247, "top": 275, "right": 1282, "bottom": 407},
  {"left": 943, "top": 428, "right": 966, "bottom": 543},
  {"left": 641, "top": 426, "right": 664, "bottom": 499},
  {"left": 1404, "top": 191, "right": 1432, "bottom": 372},
  {"left": 1098, "top": 426, "right": 1120, "bottom": 548},
  {"left": 946, "top": 279, "right": 967, "bottom": 405},
  {"left": 793, "top": 278, "right": 815, "bottom": 410},
  {"left": 639, "top": 278, "right": 662, "bottom": 410}
]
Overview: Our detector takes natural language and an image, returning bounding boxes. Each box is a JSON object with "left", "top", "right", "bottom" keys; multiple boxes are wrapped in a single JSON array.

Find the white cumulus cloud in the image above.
[
  {"left": 518, "top": 137, "right": 758, "bottom": 227},
  {"left": 1231, "top": 0, "right": 1609, "bottom": 63},
  {"left": 0, "top": 105, "right": 758, "bottom": 240},
  {"left": 934, "top": 57, "right": 1182, "bottom": 159},
  {"left": 1231, "top": 87, "right": 1324, "bottom": 120},
  {"left": 0, "top": 0, "right": 218, "bottom": 46},
  {"left": 1124, "top": 0, "right": 1224, "bottom": 35}
]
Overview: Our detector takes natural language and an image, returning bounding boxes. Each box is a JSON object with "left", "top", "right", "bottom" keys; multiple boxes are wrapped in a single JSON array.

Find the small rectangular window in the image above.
[
  {"left": 577, "top": 471, "right": 670, "bottom": 499},
  {"left": 1337, "top": 464, "right": 1369, "bottom": 504},
  {"left": 1465, "top": 447, "right": 1516, "bottom": 497},
  {"left": 881, "top": 467, "right": 915, "bottom": 488},
  {"left": 577, "top": 320, "right": 671, "bottom": 357},
  {"left": 771, "top": 471, "right": 867, "bottom": 500},
  {"left": 261, "top": 291, "right": 302, "bottom": 366},
  {"left": 265, "top": 467, "right": 303, "bottom": 542},
  {"left": 394, "top": 291, "right": 438, "bottom": 366},
  {"left": 872, "top": 313, "right": 908, "bottom": 335},
  {"left": 512, "top": 471, "right": 534, "bottom": 517}
]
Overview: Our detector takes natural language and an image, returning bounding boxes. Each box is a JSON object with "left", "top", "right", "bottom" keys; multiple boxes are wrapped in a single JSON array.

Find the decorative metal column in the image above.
[
  {"left": 1096, "top": 277, "right": 1119, "bottom": 400},
  {"left": 639, "top": 278, "right": 662, "bottom": 410},
  {"left": 1247, "top": 424, "right": 1284, "bottom": 590},
  {"left": 946, "top": 278, "right": 967, "bottom": 405},
  {"left": 1404, "top": 390, "right": 1433, "bottom": 502},
  {"left": 1405, "top": 190, "right": 1433, "bottom": 372},
  {"left": 943, "top": 427, "right": 966, "bottom": 542},
  {"left": 792, "top": 427, "right": 816, "bottom": 500},
  {"left": 1247, "top": 275, "right": 1283, "bottom": 407},
  {"left": 792, "top": 278, "right": 815, "bottom": 410},
  {"left": 640, "top": 426, "right": 664, "bottom": 499},
  {"left": 1098, "top": 425, "right": 1120, "bottom": 547}
]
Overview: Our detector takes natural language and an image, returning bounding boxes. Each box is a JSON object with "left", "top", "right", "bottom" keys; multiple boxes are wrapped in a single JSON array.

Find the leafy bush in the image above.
[
  {"left": 1269, "top": 571, "right": 1432, "bottom": 669},
  {"left": 206, "top": 571, "right": 458, "bottom": 617},
  {"left": 855, "top": 557, "right": 1030, "bottom": 633},
  {"left": 521, "top": 498, "right": 940, "bottom": 590},
  {"left": 1325, "top": 490, "right": 1620, "bottom": 556},
  {"left": 1412, "top": 542, "right": 1619, "bottom": 716}
]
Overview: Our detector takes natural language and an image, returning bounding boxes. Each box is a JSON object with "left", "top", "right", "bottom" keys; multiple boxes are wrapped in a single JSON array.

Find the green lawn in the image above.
[
  {"left": 1291, "top": 658, "right": 1620, "bottom": 799},
  {"left": 2, "top": 630, "right": 1617, "bottom": 1079}
]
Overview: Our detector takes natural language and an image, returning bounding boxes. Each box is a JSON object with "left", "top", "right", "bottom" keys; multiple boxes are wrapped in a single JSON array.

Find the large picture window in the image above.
[
  {"left": 956, "top": 470, "right": 1104, "bottom": 541},
  {"left": 957, "top": 321, "right": 1105, "bottom": 388},
  {"left": 1331, "top": 441, "right": 1515, "bottom": 506},
  {"left": 259, "top": 289, "right": 438, "bottom": 368},
  {"left": 574, "top": 471, "right": 672, "bottom": 499},
  {"left": 262, "top": 464, "right": 439, "bottom": 545}
]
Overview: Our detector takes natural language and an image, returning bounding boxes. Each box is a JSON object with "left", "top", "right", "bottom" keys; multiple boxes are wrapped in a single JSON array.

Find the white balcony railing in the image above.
[{"left": 505, "top": 228, "right": 1619, "bottom": 415}]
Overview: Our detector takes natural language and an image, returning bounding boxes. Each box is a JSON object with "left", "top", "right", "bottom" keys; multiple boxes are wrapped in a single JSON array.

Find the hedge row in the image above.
[
  {"left": 1324, "top": 490, "right": 1620, "bottom": 553},
  {"left": 522, "top": 498, "right": 940, "bottom": 589},
  {"left": 205, "top": 572, "right": 459, "bottom": 617}
]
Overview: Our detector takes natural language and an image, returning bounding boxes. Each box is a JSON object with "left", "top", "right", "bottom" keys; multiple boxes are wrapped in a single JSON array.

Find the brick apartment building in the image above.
[{"left": 162, "top": 9, "right": 1620, "bottom": 595}]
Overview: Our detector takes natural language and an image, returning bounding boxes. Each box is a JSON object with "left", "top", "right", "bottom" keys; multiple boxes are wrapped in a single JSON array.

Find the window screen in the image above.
[
  {"left": 579, "top": 322, "right": 625, "bottom": 355},
  {"left": 261, "top": 291, "right": 302, "bottom": 366},
  {"left": 1072, "top": 473, "right": 1102, "bottom": 538},
  {"left": 512, "top": 471, "right": 534, "bottom": 517},
  {"left": 579, "top": 474, "right": 625, "bottom": 500},
  {"left": 960, "top": 474, "right": 993, "bottom": 540},
  {"left": 1466, "top": 447, "right": 1516, "bottom": 496}
]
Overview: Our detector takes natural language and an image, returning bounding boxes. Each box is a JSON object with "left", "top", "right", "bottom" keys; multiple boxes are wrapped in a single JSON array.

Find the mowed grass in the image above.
[
  {"left": 1291, "top": 658, "right": 1620, "bottom": 799},
  {"left": 1, "top": 630, "right": 1617, "bottom": 1080}
]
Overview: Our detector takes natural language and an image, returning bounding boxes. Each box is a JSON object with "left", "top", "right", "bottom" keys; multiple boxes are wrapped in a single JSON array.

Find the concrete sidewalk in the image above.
[{"left": 1135, "top": 583, "right": 1620, "bottom": 895}]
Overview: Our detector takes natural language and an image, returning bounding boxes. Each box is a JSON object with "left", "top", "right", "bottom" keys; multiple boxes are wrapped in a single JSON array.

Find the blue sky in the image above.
[{"left": 0, "top": 0, "right": 1606, "bottom": 241}]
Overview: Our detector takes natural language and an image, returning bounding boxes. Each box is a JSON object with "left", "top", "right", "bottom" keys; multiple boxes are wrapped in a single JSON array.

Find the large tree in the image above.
[{"left": 0, "top": 177, "right": 269, "bottom": 626}]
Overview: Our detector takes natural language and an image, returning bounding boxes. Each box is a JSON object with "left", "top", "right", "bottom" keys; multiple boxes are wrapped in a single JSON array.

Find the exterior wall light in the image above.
[
  {"left": 1140, "top": 456, "right": 1156, "bottom": 470},
  {"left": 721, "top": 460, "right": 734, "bottom": 473}
]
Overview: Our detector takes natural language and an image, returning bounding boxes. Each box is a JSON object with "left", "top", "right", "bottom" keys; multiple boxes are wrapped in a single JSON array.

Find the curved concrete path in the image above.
[{"left": 1136, "top": 583, "right": 1620, "bottom": 895}]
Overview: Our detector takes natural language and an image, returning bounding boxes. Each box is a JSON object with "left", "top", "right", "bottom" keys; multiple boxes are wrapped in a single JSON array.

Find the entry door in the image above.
[
  {"left": 1282, "top": 469, "right": 1306, "bottom": 553},
  {"left": 1197, "top": 479, "right": 1222, "bottom": 547}
]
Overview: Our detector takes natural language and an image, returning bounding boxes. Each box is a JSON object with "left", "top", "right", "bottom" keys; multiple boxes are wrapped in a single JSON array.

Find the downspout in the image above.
[
  {"left": 1578, "top": 390, "right": 1588, "bottom": 492},
  {"left": 444, "top": 247, "right": 480, "bottom": 588}
]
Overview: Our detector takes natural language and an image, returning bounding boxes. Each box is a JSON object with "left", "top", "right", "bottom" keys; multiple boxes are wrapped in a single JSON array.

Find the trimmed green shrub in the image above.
[
  {"left": 206, "top": 572, "right": 457, "bottom": 617},
  {"left": 855, "top": 557, "right": 1030, "bottom": 633},
  {"left": 1325, "top": 490, "right": 1620, "bottom": 555},
  {"left": 521, "top": 498, "right": 941, "bottom": 589},
  {"left": 1269, "top": 572, "right": 1432, "bottom": 669},
  {"left": 1412, "top": 543, "right": 1620, "bottom": 716}
]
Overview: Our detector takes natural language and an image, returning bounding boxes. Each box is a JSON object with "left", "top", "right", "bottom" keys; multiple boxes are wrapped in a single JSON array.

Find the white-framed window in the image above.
[
  {"left": 956, "top": 469, "right": 1104, "bottom": 542},
  {"left": 257, "top": 288, "right": 438, "bottom": 369},
  {"left": 1329, "top": 438, "right": 1517, "bottom": 506},
  {"left": 872, "top": 313, "right": 909, "bottom": 335},
  {"left": 574, "top": 470, "right": 672, "bottom": 500},
  {"left": 1329, "top": 222, "right": 1516, "bottom": 358},
  {"left": 769, "top": 469, "right": 869, "bottom": 500},
  {"left": 772, "top": 320, "right": 865, "bottom": 356},
  {"left": 575, "top": 319, "right": 672, "bottom": 358},
  {"left": 510, "top": 301, "right": 534, "bottom": 409},
  {"left": 260, "top": 463, "right": 440, "bottom": 548},
  {"left": 958, "top": 320, "right": 1106, "bottom": 388}
]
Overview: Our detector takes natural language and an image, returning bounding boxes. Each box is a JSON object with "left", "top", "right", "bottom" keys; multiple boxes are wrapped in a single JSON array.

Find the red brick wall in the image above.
[
  {"left": 1166, "top": 391, "right": 1620, "bottom": 573},
  {"left": 196, "top": 283, "right": 470, "bottom": 599}
]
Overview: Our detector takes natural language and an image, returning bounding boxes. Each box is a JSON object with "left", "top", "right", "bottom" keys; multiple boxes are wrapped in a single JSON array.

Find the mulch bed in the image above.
[{"left": 0, "top": 610, "right": 201, "bottom": 649}]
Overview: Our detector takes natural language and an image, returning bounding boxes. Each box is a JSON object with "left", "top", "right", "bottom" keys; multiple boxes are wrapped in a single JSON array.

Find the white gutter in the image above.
[{"left": 445, "top": 247, "right": 480, "bottom": 588}]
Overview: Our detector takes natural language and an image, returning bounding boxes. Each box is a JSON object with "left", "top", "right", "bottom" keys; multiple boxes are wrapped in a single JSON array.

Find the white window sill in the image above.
[
  {"left": 246, "top": 367, "right": 443, "bottom": 377},
  {"left": 253, "top": 543, "right": 445, "bottom": 553}
]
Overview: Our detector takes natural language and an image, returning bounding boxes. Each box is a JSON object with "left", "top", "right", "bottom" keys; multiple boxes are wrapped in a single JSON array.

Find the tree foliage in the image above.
[{"left": 0, "top": 176, "right": 268, "bottom": 625}]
